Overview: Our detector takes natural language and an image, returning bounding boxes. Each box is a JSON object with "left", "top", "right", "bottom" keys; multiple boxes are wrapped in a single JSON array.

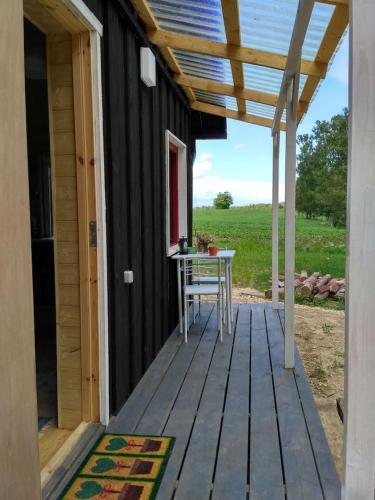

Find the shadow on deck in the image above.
[{"left": 108, "top": 303, "right": 340, "bottom": 500}]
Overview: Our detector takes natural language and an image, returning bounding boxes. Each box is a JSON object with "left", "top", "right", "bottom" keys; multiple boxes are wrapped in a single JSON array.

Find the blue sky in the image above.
[{"left": 193, "top": 35, "right": 348, "bottom": 207}]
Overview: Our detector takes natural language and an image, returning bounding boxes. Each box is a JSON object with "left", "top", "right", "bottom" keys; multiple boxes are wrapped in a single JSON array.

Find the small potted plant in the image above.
[
  {"left": 209, "top": 242, "right": 218, "bottom": 256},
  {"left": 196, "top": 233, "right": 213, "bottom": 253}
]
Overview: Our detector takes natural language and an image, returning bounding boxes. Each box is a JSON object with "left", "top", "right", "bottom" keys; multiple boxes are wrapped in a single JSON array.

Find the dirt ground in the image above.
[{"left": 233, "top": 287, "right": 345, "bottom": 477}]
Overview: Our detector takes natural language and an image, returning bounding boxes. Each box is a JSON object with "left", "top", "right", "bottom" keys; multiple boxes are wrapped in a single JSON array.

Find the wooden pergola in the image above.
[
  {"left": 130, "top": 1, "right": 375, "bottom": 498},
  {"left": 129, "top": 0, "right": 348, "bottom": 361},
  {"left": 130, "top": 0, "right": 348, "bottom": 375},
  {"left": 131, "top": 0, "right": 348, "bottom": 130}
]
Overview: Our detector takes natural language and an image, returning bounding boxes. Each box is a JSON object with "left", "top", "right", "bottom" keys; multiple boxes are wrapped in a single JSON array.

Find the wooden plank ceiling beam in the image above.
[
  {"left": 298, "top": 4, "right": 348, "bottom": 122},
  {"left": 131, "top": 0, "right": 196, "bottom": 101},
  {"left": 221, "top": 0, "right": 246, "bottom": 114},
  {"left": 272, "top": 0, "right": 315, "bottom": 133},
  {"left": 174, "top": 73, "right": 308, "bottom": 112},
  {"left": 148, "top": 28, "right": 327, "bottom": 78},
  {"left": 191, "top": 100, "right": 286, "bottom": 131},
  {"left": 318, "top": 0, "right": 347, "bottom": 5}
]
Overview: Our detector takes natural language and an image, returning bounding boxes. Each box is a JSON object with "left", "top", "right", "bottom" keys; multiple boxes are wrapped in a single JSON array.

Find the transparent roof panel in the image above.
[
  {"left": 174, "top": 50, "right": 233, "bottom": 85},
  {"left": 303, "top": 2, "right": 335, "bottom": 60},
  {"left": 239, "top": 0, "right": 334, "bottom": 60},
  {"left": 194, "top": 89, "right": 225, "bottom": 107},
  {"left": 243, "top": 64, "right": 307, "bottom": 97},
  {"left": 144, "top": 0, "right": 344, "bottom": 126},
  {"left": 148, "top": 0, "right": 226, "bottom": 42},
  {"left": 246, "top": 101, "right": 286, "bottom": 122},
  {"left": 239, "top": 0, "right": 298, "bottom": 56},
  {"left": 194, "top": 89, "right": 238, "bottom": 112}
]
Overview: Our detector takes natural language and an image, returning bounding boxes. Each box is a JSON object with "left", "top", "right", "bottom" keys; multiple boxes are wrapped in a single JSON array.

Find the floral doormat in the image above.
[{"left": 60, "top": 434, "right": 175, "bottom": 500}]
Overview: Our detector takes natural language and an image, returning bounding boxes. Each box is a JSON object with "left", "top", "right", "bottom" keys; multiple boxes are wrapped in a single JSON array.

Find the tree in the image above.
[
  {"left": 296, "top": 108, "right": 348, "bottom": 227},
  {"left": 214, "top": 191, "right": 233, "bottom": 209}
]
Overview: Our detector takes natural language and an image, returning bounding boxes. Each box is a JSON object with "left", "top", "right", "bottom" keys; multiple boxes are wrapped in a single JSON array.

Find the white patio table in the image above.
[{"left": 172, "top": 250, "right": 236, "bottom": 335}]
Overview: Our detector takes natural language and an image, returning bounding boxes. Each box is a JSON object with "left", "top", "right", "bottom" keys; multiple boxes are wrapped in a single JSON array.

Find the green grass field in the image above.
[{"left": 193, "top": 206, "right": 346, "bottom": 308}]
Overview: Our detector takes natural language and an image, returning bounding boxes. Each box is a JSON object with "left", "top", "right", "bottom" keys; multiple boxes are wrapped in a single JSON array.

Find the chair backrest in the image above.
[{"left": 182, "top": 257, "right": 223, "bottom": 287}]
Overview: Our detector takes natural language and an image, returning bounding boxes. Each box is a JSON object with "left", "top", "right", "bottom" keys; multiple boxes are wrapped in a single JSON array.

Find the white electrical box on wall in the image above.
[
  {"left": 124, "top": 270, "right": 134, "bottom": 284},
  {"left": 140, "top": 47, "right": 156, "bottom": 87}
]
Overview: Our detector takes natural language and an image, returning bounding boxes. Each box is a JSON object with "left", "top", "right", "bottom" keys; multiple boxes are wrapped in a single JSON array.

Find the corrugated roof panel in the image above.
[
  {"left": 174, "top": 50, "right": 233, "bottom": 85},
  {"left": 194, "top": 89, "right": 225, "bottom": 107},
  {"left": 239, "top": 0, "right": 298, "bottom": 56},
  {"left": 246, "top": 101, "right": 286, "bottom": 122},
  {"left": 145, "top": 0, "right": 345, "bottom": 126},
  {"left": 194, "top": 89, "right": 238, "bottom": 112},
  {"left": 303, "top": 2, "right": 335, "bottom": 60},
  {"left": 225, "top": 96, "right": 238, "bottom": 111},
  {"left": 243, "top": 64, "right": 307, "bottom": 97},
  {"left": 239, "top": 0, "right": 334, "bottom": 61},
  {"left": 149, "top": 0, "right": 226, "bottom": 41}
]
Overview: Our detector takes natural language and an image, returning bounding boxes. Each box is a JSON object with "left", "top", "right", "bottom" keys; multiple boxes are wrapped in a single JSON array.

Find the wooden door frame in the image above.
[
  {"left": 24, "top": 0, "right": 109, "bottom": 426},
  {"left": 1, "top": 2, "right": 41, "bottom": 496}
]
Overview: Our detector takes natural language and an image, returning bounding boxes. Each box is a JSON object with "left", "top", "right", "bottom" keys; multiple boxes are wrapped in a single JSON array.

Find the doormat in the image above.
[{"left": 60, "top": 434, "right": 175, "bottom": 500}]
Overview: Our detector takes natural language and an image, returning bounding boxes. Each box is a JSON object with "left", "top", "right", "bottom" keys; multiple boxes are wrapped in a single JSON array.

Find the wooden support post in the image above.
[
  {"left": 284, "top": 74, "right": 299, "bottom": 369},
  {"left": 272, "top": 131, "right": 280, "bottom": 310},
  {"left": 342, "top": 1, "right": 375, "bottom": 496},
  {"left": 272, "top": 0, "right": 314, "bottom": 134},
  {"left": 0, "top": 1, "right": 41, "bottom": 496}
]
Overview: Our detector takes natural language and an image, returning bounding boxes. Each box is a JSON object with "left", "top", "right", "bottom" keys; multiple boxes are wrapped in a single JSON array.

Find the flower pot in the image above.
[
  {"left": 197, "top": 243, "right": 204, "bottom": 253},
  {"left": 209, "top": 245, "right": 218, "bottom": 256}
]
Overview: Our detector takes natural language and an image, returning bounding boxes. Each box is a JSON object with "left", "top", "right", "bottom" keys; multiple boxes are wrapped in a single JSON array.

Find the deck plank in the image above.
[
  {"left": 173, "top": 309, "right": 235, "bottom": 500},
  {"left": 107, "top": 305, "right": 213, "bottom": 434},
  {"left": 156, "top": 306, "right": 225, "bottom": 499},
  {"left": 250, "top": 304, "right": 284, "bottom": 500},
  {"left": 135, "top": 305, "right": 214, "bottom": 435},
  {"left": 266, "top": 306, "right": 323, "bottom": 500},
  {"left": 103, "top": 302, "right": 339, "bottom": 500},
  {"left": 212, "top": 304, "right": 250, "bottom": 500},
  {"left": 276, "top": 306, "right": 341, "bottom": 498}
]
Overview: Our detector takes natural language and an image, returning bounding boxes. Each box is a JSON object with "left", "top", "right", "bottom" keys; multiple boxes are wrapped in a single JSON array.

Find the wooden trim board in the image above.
[
  {"left": 90, "top": 30, "right": 110, "bottom": 426},
  {"left": 72, "top": 31, "right": 100, "bottom": 423},
  {"left": 47, "top": 32, "right": 83, "bottom": 430},
  {"left": 0, "top": 1, "right": 41, "bottom": 497},
  {"left": 24, "top": 0, "right": 103, "bottom": 35},
  {"left": 190, "top": 100, "right": 286, "bottom": 130}
]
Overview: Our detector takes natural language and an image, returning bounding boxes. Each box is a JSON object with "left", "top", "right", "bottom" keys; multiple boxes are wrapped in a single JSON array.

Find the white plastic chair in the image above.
[
  {"left": 191, "top": 258, "right": 226, "bottom": 320},
  {"left": 182, "top": 257, "right": 224, "bottom": 343}
]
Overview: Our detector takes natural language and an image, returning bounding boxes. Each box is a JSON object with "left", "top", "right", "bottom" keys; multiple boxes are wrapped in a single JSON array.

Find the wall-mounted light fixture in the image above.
[{"left": 140, "top": 47, "right": 156, "bottom": 87}]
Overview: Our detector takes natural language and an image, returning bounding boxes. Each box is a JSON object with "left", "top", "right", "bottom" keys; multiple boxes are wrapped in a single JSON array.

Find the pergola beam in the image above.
[
  {"left": 147, "top": 28, "right": 327, "bottom": 78},
  {"left": 318, "top": 0, "right": 347, "bottom": 5},
  {"left": 298, "top": 4, "right": 348, "bottom": 122},
  {"left": 190, "top": 100, "right": 286, "bottom": 130},
  {"left": 131, "top": 0, "right": 196, "bottom": 101},
  {"left": 174, "top": 73, "right": 309, "bottom": 112},
  {"left": 221, "top": 0, "right": 246, "bottom": 114},
  {"left": 272, "top": 0, "right": 315, "bottom": 134}
]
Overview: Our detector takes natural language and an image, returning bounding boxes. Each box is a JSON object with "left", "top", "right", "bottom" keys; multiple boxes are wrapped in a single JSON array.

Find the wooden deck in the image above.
[{"left": 108, "top": 303, "right": 340, "bottom": 500}]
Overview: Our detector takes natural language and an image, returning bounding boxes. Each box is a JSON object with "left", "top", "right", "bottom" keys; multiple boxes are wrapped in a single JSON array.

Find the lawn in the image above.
[{"left": 193, "top": 205, "right": 346, "bottom": 307}]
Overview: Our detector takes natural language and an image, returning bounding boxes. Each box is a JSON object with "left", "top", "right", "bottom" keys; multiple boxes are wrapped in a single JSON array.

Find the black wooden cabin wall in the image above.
[{"left": 83, "top": 0, "right": 194, "bottom": 414}]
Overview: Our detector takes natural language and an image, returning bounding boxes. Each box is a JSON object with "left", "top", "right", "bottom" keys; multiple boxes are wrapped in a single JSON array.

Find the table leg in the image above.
[
  {"left": 229, "top": 259, "right": 233, "bottom": 322},
  {"left": 177, "top": 260, "right": 183, "bottom": 334},
  {"left": 225, "top": 258, "right": 231, "bottom": 334}
]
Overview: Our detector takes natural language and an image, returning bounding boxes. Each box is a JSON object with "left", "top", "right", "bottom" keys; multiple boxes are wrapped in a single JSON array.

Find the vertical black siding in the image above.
[{"left": 89, "top": 0, "right": 193, "bottom": 413}]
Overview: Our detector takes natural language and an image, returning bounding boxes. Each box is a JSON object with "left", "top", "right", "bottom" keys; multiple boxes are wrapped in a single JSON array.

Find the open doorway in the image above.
[
  {"left": 25, "top": 19, "right": 57, "bottom": 434},
  {"left": 24, "top": 18, "right": 73, "bottom": 468},
  {"left": 22, "top": 0, "right": 104, "bottom": 475}
]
